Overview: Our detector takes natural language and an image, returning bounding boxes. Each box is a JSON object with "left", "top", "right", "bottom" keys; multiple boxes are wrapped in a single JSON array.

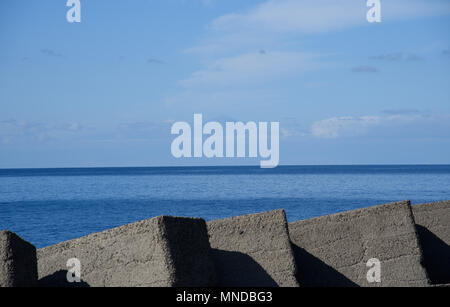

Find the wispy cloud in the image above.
[
  {"left": 187, "top": 0, "right": 450, "bottom": 55},
  {"left": 0, "top": 120, "right": 82, "bottom": 144},
  {"left": 370, "top": 52, "right": 424, "bottom": 61},
  {"left": 211, "top": 0, "right": 364, "bottom": 34},
  {"left": 180, "top": 51, "right": 322, "bottom": 88},
  {"left": 175, "top": 0, "right": 447, "bottom": 111},
  {"left": 40, "top": 49, "right": 63, "bottom": 57},
  {"left": 370, "top": 53, "right": 403, "bottom": 61},
  {"left": 0, "top": 119, "right": 174, "bottom": 145},
  {"left": 115, "top": 121, "right": 172, "bottom": 141},
  {"left": 406, "top": 54, "right": 425, "bottom": 61},
  {"left": 200, "top": 0, "right": 214, "bottom": 7},
  {"left": 182, "top": 0, "right": 448, "bottom": 90},
  {"left": 309, "top": 113, "right": 450, "bottom": 139},
  {"left": 351, "top": 65, "right": 378, "bottom": 73},
  {"left": 380, "top": 108, "right": 421, "bottom": 115},
  {"left": 147, "top": 58, "right": 165, "bottom": 64},
  {"left": 212, "top": 0, "right": 450, "bottom": 33},
  {"left": 311, "top": 116, "right": 381, "bottom": 138}
]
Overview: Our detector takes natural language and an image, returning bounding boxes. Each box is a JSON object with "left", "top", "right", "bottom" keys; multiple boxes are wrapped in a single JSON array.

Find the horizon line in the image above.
[{"left": 1, "top": 163, "right": 450, "bottom": 171}]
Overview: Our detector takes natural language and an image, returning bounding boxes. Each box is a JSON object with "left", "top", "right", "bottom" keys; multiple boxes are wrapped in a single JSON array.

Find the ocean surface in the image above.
[{"left": 1, "top": 165, "right": 449, "bottom": 248}]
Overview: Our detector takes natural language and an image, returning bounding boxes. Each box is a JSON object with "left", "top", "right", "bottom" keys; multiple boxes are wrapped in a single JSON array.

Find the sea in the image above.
[{"left": 0, "top": 165, "right": 449, "bottom": 248}]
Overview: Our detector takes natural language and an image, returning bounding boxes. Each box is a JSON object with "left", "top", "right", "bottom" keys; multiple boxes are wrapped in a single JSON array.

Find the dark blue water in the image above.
[{"left": 1, "top": 165, "right": 449, "bottom": 248}]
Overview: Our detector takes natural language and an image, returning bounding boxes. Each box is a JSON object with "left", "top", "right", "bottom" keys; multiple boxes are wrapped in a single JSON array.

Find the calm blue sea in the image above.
[{"left": 1, "top": 165, "right": 449, "bottom": 248}]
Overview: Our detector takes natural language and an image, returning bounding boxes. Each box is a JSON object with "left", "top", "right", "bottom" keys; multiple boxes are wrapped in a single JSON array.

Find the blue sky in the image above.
[{"left": 1, "top": 0, "right": 450, "bottom": 168}]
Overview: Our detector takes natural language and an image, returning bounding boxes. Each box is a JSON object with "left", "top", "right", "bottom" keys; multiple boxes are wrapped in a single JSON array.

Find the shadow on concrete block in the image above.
[
  {"left": 211, "top": 249, "right": 278, "bottom": 287},
  {"left": 412, "top": 201, "right": 450, "bottom": 285},
  {"left": 207, "top": 210, "right": 299, "bottom": 287},
  {"left": 291, "top": 244, "right": 359, "bottom": 287},
  {"left": 416, "top": 225, "right": 450, "bottom": 285},
  {"left": 289, "top": 201, "right": 430, "bottom": 287},
  {"left": 38, "top": 270, "right": 90, "bottom": 287}
]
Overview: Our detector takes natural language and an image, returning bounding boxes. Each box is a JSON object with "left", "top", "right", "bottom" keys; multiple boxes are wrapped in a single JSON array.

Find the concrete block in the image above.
[
  {"left": 207, "top": 210, "right": 299, "bottom": 287},
  {"left": 412, "top": 201, "right": 450, "bottom": 285},
  {"left": 289, "top": 201, "right": 430, "bottom": 287},
  {"left": 37, "top": 216, "right": 217, "bottom": 287},
  {"left": 0, "top": 230, "right": 38, "bottom": 287}
]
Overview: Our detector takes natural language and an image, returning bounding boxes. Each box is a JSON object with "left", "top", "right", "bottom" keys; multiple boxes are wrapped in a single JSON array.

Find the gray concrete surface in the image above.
[
  {"left": 412, "top": 201, "right": 450, "bottom": 285},
  {"left": 37, "top": 216, "right": 217, "bottom": 287},
  {"left": 0, "top": 230, "right": 38, "bottom": 287},
  {"left": 289, "top": 201, "right": 430, "bottom": 287},
  {"left": 207, "top": 210, "right": 299, "bottom": 287}
]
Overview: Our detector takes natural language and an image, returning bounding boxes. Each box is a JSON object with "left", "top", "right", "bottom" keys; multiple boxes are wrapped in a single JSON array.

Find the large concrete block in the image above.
[
  {"left": 0, "top": 230, "right": 38, "bottom": 287},
  {"left": 412, "top": 201, "right": 450, "bottom": 285},
  {"left": 207, "top": 210, "right": 299, "bottom": 287},
  {"left": 289, "top": 201, "right": 430, "bottom": 287},
  {"left": 37, "top": 216, "right": 217, "bottom": 287}
]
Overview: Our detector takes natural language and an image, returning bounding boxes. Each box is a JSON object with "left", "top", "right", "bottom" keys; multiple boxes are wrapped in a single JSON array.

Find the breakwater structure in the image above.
[{"left": 1, "top": 200, "right": 449, "bottom": 287}]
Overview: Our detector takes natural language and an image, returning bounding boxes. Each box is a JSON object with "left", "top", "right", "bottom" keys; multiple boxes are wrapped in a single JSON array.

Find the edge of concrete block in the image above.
[
  {"left": 37, "top": 215, "right": 216, "bottom": 287},
  {"left": 0, "top": 230, "right": 38, "bottom": 287}
]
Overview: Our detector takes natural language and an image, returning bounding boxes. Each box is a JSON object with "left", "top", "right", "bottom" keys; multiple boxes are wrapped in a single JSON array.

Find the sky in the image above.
[{"left": 1, "top": 0, "right": 450, "bottom": 168}]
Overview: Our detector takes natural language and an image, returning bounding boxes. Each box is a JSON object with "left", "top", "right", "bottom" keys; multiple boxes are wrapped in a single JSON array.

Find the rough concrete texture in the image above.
[
  {"left": 412, "top": 201, "right": 450, "bottom": 285},
  {"left": 207, "top": 210, "right": 299, "bottom": 287},
  {"left": 0, "top": 230, "right": 38, "bottom": 287},
  {"left": 289, "top": 201, "right": 430, "bottom": 287},
  {"left": 37, "top": 216, "right": 217, "bottom": 287}
]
